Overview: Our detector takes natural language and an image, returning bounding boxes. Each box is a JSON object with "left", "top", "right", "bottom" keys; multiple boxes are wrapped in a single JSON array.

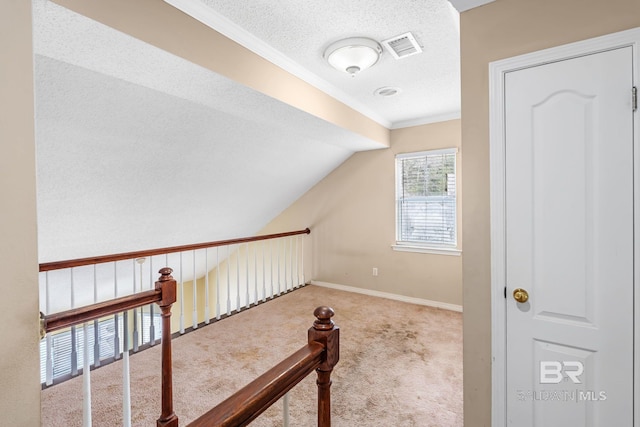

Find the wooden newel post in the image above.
[
  {"left": 156, "top": 268, "right": 179, "bottom": 427},
  {"left": 308, "top": 306, "right": 339, "bottom": 427}
]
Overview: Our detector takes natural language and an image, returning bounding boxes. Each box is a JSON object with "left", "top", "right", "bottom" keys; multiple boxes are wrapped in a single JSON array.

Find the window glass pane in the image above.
[{"left": 397, "top": 151, "right": 456, "bottom": 246}]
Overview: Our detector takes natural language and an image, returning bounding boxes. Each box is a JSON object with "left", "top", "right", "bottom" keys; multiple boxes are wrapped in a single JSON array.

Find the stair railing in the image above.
[
  {"left": 39, "top": 228, "right": 311, "bottom": 387},
  {"left": 40, "top": 268, "right": 179, "bottom": 427},
  {"left": 39, "top": 228, "right": 324, "bottom": 426},
  {"left": 187, "top": 306, "right": 339, "bottom": 427},
  {"left": 42, "top": 297, "right": 338, "bottom": 427}
]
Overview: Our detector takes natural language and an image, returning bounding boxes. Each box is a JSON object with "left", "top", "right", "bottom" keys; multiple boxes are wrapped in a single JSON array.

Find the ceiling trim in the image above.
[
  {"left": 448, "top": 0, "right": 495, "bottom": 12},
  {"left": 391, "top": 110, "right": 461, "bottom": 129},
  {"left": 163, "top": 0, "right": 392, "bottom": 129}
]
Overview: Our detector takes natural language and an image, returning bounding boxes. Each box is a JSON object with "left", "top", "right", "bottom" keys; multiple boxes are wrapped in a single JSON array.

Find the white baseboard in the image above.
[{"left": 310, "top": 281, "right": 463, "bottom": 312}]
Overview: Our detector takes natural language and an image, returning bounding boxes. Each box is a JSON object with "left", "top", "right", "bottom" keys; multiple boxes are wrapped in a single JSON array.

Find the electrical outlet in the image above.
[{"left": 372, "top": 267, "right": 378, "bottom": 276}]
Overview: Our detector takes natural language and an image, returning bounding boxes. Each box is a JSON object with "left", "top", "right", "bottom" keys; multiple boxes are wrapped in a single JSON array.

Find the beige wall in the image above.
[
  {"left": 460, "top": 0, "right": 640, "bottom": 424},
  {"left": 170, "top": 276, "right": 210, "bottom": 333},
  {"left": 0, "top": 1, "right": 41, "bottom": 424},
  {"left": 262, "top": 119, "right": 462, "bottom": 305},
  {"left": 52, "top": 0, "right": 389, "bottom": 147}
]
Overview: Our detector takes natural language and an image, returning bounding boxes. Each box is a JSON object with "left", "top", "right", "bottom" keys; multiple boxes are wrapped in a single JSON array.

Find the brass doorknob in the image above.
[{"left": 513, "top": 288, "right": 529, "bottom": 303}]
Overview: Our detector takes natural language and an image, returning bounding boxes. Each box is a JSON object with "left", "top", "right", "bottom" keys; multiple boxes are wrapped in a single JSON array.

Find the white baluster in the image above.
[
  {"left": 283, "top": 392, "right": 290, "bottom": 427},
  {"left": 227, "top": 245, "right": 231, "bottom": 316},
  {"left": 70, "top": 268, "right": 75, "bottom": 309},
  {"left": 179, "top": 252, "right": 185, "bottom": 334},
  {"left": 122, "top": 311, "right": 131, "bottom": 427},
  {"left": 245, "top": 243, "right": 250, "bottom": 308},
  {"left": 270, "top": 240, "right": 274, "bottom": 299},
  {"left": 282, "top": 237, "right": 289, "bottom": 293},
  {"left": 149, "top": 259, "right": 155, "bottom": 345},
  {"left": 294, "top": 236, "right": 299, "bottom": 288},
  {"left": 289, "top": 237, "right": 293, "bottom": 291},
  {"left": 283, "top": 238, "right": 287, "bottom": 292},
  {"left": 205, "top": 248, "right": 210, "bottom": 324},
  {"left": 301, "top": 235, "right": 306, "bottom": 286},
  {"left": 254, "top": 242, "right": 258, "bottom": 306},
  {"left": 277, "top": 239, "right": 281, "bottom": 295},
  {"left": 290, "top": 237, "right": 294, "bottom": 290},
  {"left": 71, "top": 268, "right": 78, "bottom": 376},
  {"left": 192, "top": 250, "right": 198, "bottom": 330},
  {"left": 262, "top": 241, "right": 267, "bottom": 303},
  {"left": 163, "top": 254, "right": 169, "bottom": 337},
  {"left": 216, "top": 247, "right": 221, "bottom": 320},
  {"left": 283, "top": 238, "right": 288, "bottom": 293},
  {"left": 236, "top": 244, "right": 241, "bottom": 311},
  {"left": 45, "top": 272, "right": 53, "bottom": 386},
  {"left": 132, "top": 260, "right": 139, "bottom": 351},
  {"left": 93, "top": 265, "right": 100, "bottom": 367},
  {"left": 291, "top": 237, "right": 295, "bottom": 289},
  {"left": 82, "top": 322, "right": 92, "bottom": 427},
  {"left": 113, "top": 263, "right": 120, "bottom": 360},
  {"left": 136, "top": 258, "right": 146, "bottom": 345}
]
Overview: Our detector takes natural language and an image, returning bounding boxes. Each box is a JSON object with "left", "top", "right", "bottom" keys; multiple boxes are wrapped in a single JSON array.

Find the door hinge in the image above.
[
  {"left": 633, "top": 87, "right": 637, "bottom": 112},
  {"left": 504, "top": 286, "right": 507, "bottom": 299}
]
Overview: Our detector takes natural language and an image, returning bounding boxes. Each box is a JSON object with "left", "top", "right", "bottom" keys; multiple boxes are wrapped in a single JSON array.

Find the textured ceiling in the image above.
[
  {"left": 169, "top": 0, "right": 462, "bottom": 128},
  {"left": 32, "top": 0, "right": 466, "bottom": 262},
  {"left": 33, "top": 0, "right": 383, "bottom": 261}
]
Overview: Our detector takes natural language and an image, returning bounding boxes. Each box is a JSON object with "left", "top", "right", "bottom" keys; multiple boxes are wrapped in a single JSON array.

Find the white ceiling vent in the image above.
[{"left": 381, "top": 32, "right": 423, "bottom": 60}]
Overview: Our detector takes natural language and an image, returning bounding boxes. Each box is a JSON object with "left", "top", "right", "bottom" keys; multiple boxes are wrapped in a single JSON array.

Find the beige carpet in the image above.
[{"left": 41, "top": 285, "right": 463, "bottom": 426}]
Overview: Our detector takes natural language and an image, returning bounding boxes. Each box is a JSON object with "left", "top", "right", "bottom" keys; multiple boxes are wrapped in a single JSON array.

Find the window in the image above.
[{"left": 394, "top": 148, "right": 459, "bottom": 254}]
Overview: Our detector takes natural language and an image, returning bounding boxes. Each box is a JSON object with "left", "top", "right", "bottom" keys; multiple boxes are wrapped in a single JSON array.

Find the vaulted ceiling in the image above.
[{"left": 32, "top": 0, "right": 488, "bottom": 262}]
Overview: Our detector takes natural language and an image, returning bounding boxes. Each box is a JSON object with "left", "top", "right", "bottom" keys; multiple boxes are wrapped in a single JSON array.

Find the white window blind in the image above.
[
  {"left": 39, "top": 313, "right": 161, "bottom": 384},
  {"left": 396, "top": 149, "right": 457, "bottom": 248}
]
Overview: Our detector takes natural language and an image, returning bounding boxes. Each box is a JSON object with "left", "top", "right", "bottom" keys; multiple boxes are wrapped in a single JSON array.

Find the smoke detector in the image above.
[
  {"left": 381, "top": 32, "right": 423, "bottom": 60},
  {"left": 374, "top": 87, "right": 401, "bottom": 97}
]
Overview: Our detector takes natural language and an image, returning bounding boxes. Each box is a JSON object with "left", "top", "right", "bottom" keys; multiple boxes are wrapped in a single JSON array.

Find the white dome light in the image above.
[{"left": 323, "top": 37, "right": 382, "bottom": 76}]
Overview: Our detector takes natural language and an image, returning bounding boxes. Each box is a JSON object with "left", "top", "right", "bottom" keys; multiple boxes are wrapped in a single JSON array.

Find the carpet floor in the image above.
[{"left": 41, "top": 285, "right": 463, "bottom": 426}]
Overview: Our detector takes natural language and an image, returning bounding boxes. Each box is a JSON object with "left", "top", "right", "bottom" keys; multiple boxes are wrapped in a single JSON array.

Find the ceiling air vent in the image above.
[{"left": 381, "top": 32, "right": 423, "bottom": 60}]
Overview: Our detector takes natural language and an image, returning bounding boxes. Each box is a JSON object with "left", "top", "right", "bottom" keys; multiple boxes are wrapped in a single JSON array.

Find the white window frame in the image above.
[{"left": 393, "top": 148, "right": 461, "bottom": 256}]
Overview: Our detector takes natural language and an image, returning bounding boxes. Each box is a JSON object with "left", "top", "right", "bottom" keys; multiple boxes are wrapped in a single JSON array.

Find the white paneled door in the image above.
[{"left": 505, "top": 47, "right": 634, "bottom": 426}]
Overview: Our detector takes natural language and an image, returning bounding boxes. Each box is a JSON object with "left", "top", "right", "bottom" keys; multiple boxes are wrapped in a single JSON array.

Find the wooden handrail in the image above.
[
  {"left": 188, "top": 343, "right": 324, "bottom": 427},
  {"left": 41, "top": 268, "right": 179, "bottom": 427},
  {"left": 43, "top": 289, "right": 161, "bottom": 333},
  {"left": 39, "top": 228, "right": 310, "bottom": 272},
  {"left": 187, "top": 306, "right": 340, "bottom": 427}
]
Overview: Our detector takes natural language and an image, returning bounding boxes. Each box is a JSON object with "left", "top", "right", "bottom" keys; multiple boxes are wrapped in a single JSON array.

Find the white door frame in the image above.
[{"left": 489, "top": 27, "right": 640, "bottom": 427}]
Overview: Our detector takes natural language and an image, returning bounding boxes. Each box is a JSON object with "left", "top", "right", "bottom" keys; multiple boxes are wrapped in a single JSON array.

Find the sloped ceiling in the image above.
[
  {"left": 33, "top": 0, "right": 467, "bottom": 262},
  {"left": 33, "top": 0, "right": 383, "bottom": 262}
]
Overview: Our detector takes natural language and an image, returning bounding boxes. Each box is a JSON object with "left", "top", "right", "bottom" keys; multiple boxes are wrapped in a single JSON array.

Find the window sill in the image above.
[{"left": 391, "top": 244, "right": 462, "bottom": 256}]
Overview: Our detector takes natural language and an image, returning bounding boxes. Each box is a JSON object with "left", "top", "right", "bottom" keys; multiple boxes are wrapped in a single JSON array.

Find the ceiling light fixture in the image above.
[{"left": 323, "top": 37, "right": 382, "bottom": 77}]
